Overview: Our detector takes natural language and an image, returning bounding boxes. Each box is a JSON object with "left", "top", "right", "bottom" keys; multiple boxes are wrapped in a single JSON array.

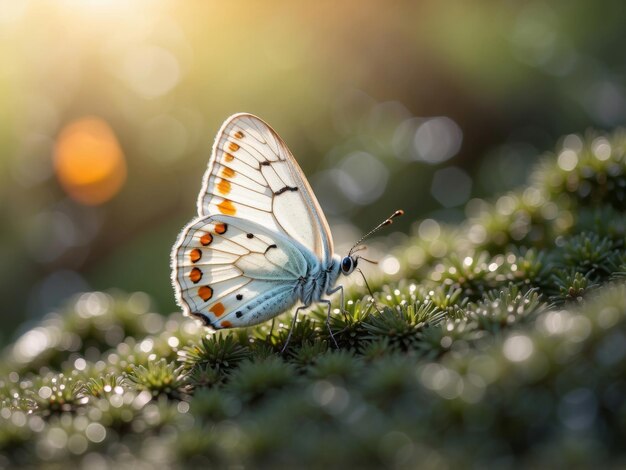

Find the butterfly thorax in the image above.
[{"left": 297, "top": 255, "right": 341, "bottom": 306}]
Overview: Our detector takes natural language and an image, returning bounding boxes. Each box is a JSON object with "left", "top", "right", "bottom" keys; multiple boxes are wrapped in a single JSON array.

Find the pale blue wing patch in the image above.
[{"left": 171, "top": 214, "right": 308, "bottom": 329}]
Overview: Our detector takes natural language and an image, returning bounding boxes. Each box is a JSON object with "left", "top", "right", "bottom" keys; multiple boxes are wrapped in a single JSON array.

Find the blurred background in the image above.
[{"left": 1, "top": 0, "right": 625, "bottom": 344}]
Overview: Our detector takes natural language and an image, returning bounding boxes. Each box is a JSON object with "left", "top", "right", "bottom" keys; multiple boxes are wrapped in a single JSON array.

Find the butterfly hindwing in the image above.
[
  {"left": 171, "top": 214, "right": 311, "bottom": 329},
  {"left": 197, "top": 113, "right": 334, "bottom": 264}
]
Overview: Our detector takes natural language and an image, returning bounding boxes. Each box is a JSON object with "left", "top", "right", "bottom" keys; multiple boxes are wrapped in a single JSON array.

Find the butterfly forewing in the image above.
[
  {"left": 172, "top": 214, "right": 311, "bottom": 329},
  {"left": 196, "top": 113, "right": 334, "bottom": 264}
]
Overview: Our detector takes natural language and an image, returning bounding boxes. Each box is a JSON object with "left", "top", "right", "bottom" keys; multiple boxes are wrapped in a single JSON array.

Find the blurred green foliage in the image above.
[{"left": 2, "top": 128, "right": 626, "bottom": 466}]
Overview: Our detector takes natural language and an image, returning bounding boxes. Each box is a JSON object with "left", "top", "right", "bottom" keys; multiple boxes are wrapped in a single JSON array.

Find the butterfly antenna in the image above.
[
  {"left": 350, "top": 245, "right": 368, "bottom": 255},
  {"left": 356, "top": 268, "right": 381, "bottom": 314},
  {"left": 349, "top": 209, "right": 404, "bottom": 256}
]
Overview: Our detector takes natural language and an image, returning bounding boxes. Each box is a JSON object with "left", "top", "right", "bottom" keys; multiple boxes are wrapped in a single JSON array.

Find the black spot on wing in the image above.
[
  {"left": 264, "top": 244, "right": 278, "bottom": 254},
  {"left": 236, "top": 294, "right": 243, "bottom": 300},
  {"left": 274, "top": 186, "right": 299, "bottom": 196},
  {"left": 236, "top": 311, "right": 243, "bottom": 318}
]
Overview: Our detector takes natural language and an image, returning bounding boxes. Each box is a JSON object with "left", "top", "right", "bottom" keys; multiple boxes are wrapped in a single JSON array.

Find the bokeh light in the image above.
[
  {"left": 414, "top": 117, "right": 463, "bottom": 164},
  {"left": 54, "top": 117, "right": 126, "bottom": 206}
]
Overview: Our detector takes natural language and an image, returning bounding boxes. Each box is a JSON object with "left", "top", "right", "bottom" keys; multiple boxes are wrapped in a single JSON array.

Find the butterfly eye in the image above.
[{"left": 341, "top": 256, "right": 353, "bottom": 274}]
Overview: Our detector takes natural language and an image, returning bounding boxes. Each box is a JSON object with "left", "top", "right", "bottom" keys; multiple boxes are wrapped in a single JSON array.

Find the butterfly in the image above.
[{"left": 171, "top": 113, "right": 402, "bottom": 350}]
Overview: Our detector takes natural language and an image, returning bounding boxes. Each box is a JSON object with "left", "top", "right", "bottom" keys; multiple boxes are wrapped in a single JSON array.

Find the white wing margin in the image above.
[{"left": 196, "top": 113, "right": 334, "bottom": 264}]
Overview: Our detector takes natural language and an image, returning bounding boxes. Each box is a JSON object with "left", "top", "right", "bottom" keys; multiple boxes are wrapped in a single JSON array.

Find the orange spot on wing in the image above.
[
  {"left": 210, "top": 302, "right": 225, "bottom": 317},
  {"left": 190, "top": 248, "right": 202, "bottom": 263},
  {"left": 234, "top": 130, "right": 244, "bottom": 139},
  {"left": 224, "top": 152, "right": 235, "bottom": 162},
  {"left": 217, "top": 199, "right": 236, "bottom": 216},
  {"left": 220, "top": 320, "right": 232, "bottom": 328},
  {"left": 216, "top": 178, "right": 231, "bottom": 195},
  {"left": 221, "top": 167, "right": 235, "bottom": 178},
  {"left": 198, "top": 286, "right": 213, "bottom": 302},
  {"left": 189, "top": 267, "right": 202, "bottom": 283},
  {"left": 228, "top": 142, "right": 240, "bottom": 152},
  {"left": 214, "top": 223, "right": 227, "bottom": 234},
  {"left": 200, "top": 233, "right": 213, "bottom": 246}
]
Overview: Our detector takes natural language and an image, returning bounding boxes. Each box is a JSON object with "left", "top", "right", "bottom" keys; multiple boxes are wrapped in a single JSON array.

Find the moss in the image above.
[{"left": 3, "top": 128, "right": 626, "bottom": 466}]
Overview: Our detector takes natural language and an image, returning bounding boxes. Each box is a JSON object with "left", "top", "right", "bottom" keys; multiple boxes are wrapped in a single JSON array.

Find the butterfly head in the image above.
[{"left": 340, "top": 255, "right": 358, "bottom": 276}]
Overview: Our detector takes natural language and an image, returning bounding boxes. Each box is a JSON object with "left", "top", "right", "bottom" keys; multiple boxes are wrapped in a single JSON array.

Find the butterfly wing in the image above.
[
  {"left": 196, "top": 113, "right": 334, "bottom": 264},
  {"left": 171, "top": 214, "right": 315, "bottom": 329}
]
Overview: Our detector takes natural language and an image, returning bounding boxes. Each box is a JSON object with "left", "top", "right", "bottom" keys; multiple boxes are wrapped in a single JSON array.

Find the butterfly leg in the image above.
[
  {"left": 267, "top": 318, "right": 276, "bottom": 343},
  {"left": 319, "top": 299, "right": 340, "bottom": 349},
  {"left": 280, "top": 305, "right": 307, "bottom": 355},
  {"left": 326, "top": 284, "right": 348, "bottom": 319}
]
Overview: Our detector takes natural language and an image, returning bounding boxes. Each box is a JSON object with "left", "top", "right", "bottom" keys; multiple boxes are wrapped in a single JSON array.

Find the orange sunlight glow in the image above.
[{"left": 54, "top": 117, "right": 127, "bottom": 205}]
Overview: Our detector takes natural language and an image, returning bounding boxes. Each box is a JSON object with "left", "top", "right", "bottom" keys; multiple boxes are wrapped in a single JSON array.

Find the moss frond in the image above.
[{"left": 126, "top": 359, "right": 188, "bottom": 400}]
